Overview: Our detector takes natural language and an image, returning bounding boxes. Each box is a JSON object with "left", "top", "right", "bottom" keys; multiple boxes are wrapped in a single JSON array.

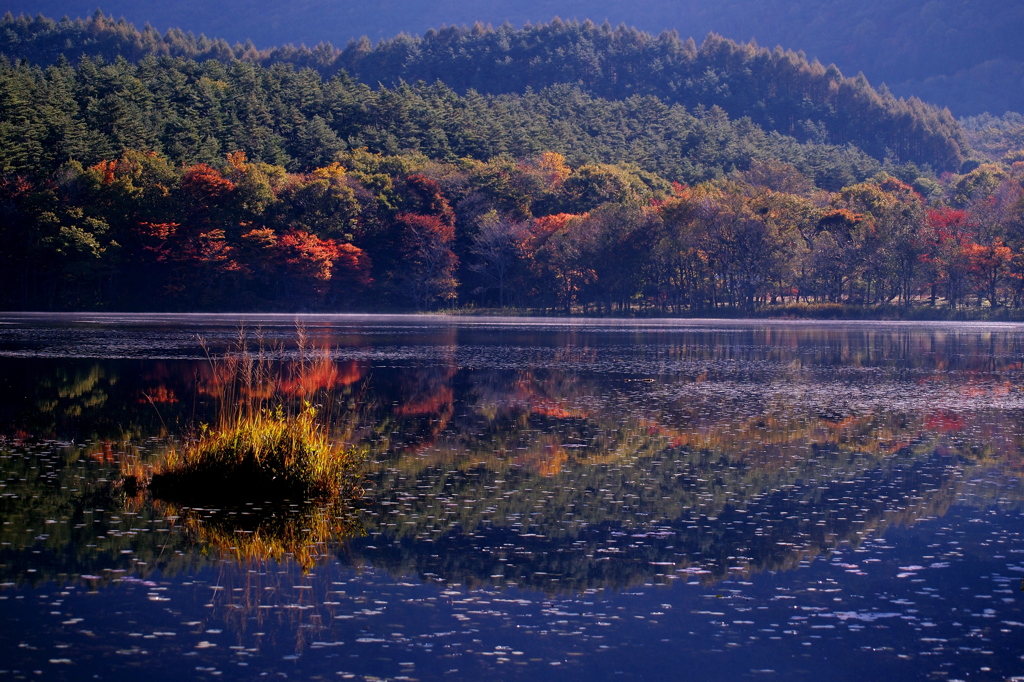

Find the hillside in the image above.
[
  {"left": 0, "top": 54, "right": 884, "bottom": 185},
  {"left": 2, "top": 0, "right": 1021, "bottom": 116},
  {"left": 3, "top": 13, "right": 1022, "bottom": 318},
  {"left": 0, "top": 13, "right": 970, "bottom": 172}
]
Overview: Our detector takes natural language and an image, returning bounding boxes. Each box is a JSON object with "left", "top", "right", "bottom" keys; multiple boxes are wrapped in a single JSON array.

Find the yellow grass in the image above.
[{"left": 148, "top": 328, "right": 365, "bottom": 503}]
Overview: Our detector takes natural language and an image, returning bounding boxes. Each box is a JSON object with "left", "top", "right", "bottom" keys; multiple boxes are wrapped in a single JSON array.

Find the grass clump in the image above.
[
  {"left": 148, "top": 329, "right": 365, "bottom": 504},
  {"left": 150, "top": 403, "right": 361, "bottom": 502}
]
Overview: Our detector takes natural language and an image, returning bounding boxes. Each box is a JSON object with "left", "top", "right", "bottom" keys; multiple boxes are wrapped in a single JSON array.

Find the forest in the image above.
[
  {"left": 3, "top": 142, "right": 1022, "bottom": 314},
  {"left": 4, "top": 0, "right": 1022, "bottom": 115},
  {"left": 0, "top": 12, "right": 969, "bottom": 171},
  {"left": 1, "top": 15, "right": 1023, "bottom": 314}
]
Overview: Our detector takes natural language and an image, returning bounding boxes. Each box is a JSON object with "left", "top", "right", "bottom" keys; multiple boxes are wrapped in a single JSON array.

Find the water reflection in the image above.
[
  {"left": 2, "top": 359, "right": 1024, "bottom": 590},
  {"left": 3, "top": 318, "right": 1024, "bottom": 679},
  {"left": 160, "top": 500, "right": 364, "bottom": 570}
]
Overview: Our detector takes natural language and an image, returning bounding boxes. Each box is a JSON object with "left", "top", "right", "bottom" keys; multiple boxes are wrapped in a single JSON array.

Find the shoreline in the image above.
[{"left": 3, "top": 304, "right": 1024, "bottom": 326}]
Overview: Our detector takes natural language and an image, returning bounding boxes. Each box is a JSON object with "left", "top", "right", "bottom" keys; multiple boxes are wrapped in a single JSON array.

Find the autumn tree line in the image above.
[
  {"left": 3, "top": 138, "right": 1024, "bottom": 312},
  {"left": 2, "top": 14, "right": 1024, "bottom": 314}
]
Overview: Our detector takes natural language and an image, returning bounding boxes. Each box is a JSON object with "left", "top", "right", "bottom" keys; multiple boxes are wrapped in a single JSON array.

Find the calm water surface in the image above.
[{"left": 2, "top": 314, "right": 1024, "bottom": 681}]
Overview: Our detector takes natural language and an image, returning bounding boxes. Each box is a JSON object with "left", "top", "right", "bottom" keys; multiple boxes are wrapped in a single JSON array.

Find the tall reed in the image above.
[{"left": 149, "top": 328, "right": 364, "bottom": 503}]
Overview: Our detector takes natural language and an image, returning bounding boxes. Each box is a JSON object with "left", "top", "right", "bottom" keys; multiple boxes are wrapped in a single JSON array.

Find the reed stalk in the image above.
[{"left": 148, "top": 329, "right": 364, "bottom": 503}]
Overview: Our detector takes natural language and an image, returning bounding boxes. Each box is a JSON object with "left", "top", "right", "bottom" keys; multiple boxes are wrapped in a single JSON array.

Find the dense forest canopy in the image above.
[
  {"left": 2, "top": 0, "right": 1021, "bottom": 116},
  {"left": 0, "top": 53, "right": 883, "bottom": 184},
  {"left": 0, "top": 13, "right": 969, "bottom": 172},
  {"left": 3, "top": 131, "right": 1024, "bottom": 315},
  {"left": 961, "top": 113, "right": 1024, "bottom": 161},
  {"left": 2, "top": 13, "right": 1024, "bottom": 316}
]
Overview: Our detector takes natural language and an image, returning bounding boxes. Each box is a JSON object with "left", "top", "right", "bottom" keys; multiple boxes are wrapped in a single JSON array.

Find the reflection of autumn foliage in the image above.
[
  {"left": 279, "top": 358, "right": 365, "bottom": 397},
  {"left": 529, "top": 402, "right": 586, "bottom": 419},
  {"left": 384, "top": 369, "right": 602, "bottom": 474},
  {"left": 88, "top": 440, "right": 118, "bottom": 465},
  {"left": 510, "top": 371, "right": 590, "bottom": 420},
  {"left": 155, "top": 499, "right": 363, "bottom": 571},
  {"left": 222, "top": 329, "right": 1024, "bottom": 482},
  {"left": 513, "top": 435, "right": 568, "bottom": 477},
  {"left": 136, "top": 386, "right": 178, "bottom": 404},
  {"left": 199, "top": 349, "right": 367, "bottom": 402},
  {"left": 366, "top": 428, "right": 980, "bottom": 593},
  {"left": 372, "top": 362, "right": 459, "bottom": 455},
  {"left": 393, "top": 364, "right": 456, "bottom": 426},
  {"left": 395, "top": 385, "right": 454, "bottom": 418},
  {"left": 924, "top": 411, "right": 965, "bottom": 433}
]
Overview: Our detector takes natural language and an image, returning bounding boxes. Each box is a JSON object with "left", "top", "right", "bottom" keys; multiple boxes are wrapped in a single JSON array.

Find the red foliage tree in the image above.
[
  {"left": 333, "top": 242, "right": 373, "bottom": 288},
  {"left": 922, "top": 207, "right": 975, "bottom": 307},
  {"left": 181, "top": 164, "right": 235, "bottom": 203},
  {"left": 277, "top": 229, "right": 342, "bottom": 288}
]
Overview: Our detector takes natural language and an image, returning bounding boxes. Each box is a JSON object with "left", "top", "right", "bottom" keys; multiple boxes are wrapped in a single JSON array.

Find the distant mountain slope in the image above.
[
  {"left": 1, "top": 0, "right": 1021, "bottom": 115},
  {"left": 0, "top": 13, "right": 970, "bottom": 171},
  {"left": 0, "top": 54, "right": 883, "bottom": 189}
]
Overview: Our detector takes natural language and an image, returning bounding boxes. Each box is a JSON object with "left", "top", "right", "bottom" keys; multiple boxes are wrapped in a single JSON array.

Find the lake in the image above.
[{"left": 1, "top": 313, "right": 1023, "bottom": 681}]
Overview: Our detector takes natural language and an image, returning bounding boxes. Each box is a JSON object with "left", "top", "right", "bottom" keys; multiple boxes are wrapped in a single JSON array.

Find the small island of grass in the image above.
[
  {"left": 126, "top": 332, "right": 365, "bottom": 506},
  {"left": 149, "top": 402, "right": 362, "bottom": 504}
]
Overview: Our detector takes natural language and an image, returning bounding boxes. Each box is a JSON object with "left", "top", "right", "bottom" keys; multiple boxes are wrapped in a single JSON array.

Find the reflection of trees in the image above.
[
  {"left": 5, "top": 323, "right": 1024, "bottom": 598},
  {"left": 0, "top": 442, "right": 363, "bottom": 585},
  {"left": 0, "top": 358, "right": 219, "bottom": 441},
  {"left": 325, "top": 336, "right": 1024, "bottom": 592},
  {"left": 353, "top": 446, "right": 985, "bottom": 593},
  {"left": 0, "top": 361, "right": 115, "bottom": 439},
  {"left": 352, "top": 328, "right": 1024, "bottom": 477},
  {"left": 349, "top": 367, "right": 1024, "bottom": 592},
  {"left": 0, "top": 442, "right": 208, "bottom": 585},
  {"left": 0, "top": 441, "right": 371, "bottom": 649},
  {"left": 360, "top": 356, "right": 458, "bottom": 455},
  {"left": 196, "top": 344, "right": 368, "bottom": 404},
  {"left": 0, "top": 353, "right": 371, "bottom": 442}
]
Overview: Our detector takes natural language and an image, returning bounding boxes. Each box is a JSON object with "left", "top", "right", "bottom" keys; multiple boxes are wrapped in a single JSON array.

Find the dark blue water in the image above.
[{"left": 2, "top": 314, "right": 1024, "bottom": 681}]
